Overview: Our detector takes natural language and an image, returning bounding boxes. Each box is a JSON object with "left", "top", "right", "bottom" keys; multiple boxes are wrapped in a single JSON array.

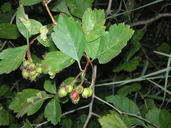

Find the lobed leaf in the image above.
[
  {"left": 52, "top": 14, "right": 85, "bottom": 67},
  {"left": 98, "top": 113, "right": 127, "bottom": 128},
  {"left": 0, "top": 109, "right": 9, "bottom": 126},
  {"left": 96, "top": 23, "right": 134, "bottom": 64},
  {"left": 106, "top": 95, "right": 140, "bottom": 114},
  {"left": 41, "top": 51, "right": 75, "bottom": 78},
  {"left": 44, "top": 98, "right": 61, "bottom": 125},
  {"left": 159, "top": 109, "right": 171, "bottom": 128},
  {"left": 0, "top": 45, "right": 27, "bottom": 74}
]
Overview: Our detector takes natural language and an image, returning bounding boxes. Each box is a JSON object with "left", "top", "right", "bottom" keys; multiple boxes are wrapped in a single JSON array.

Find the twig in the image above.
[
  {"left": 130, "top": 13, "right": 171, "bottom": 27},
  {"left": 106, "top": 0, "right": 113, "bottom": 16}
]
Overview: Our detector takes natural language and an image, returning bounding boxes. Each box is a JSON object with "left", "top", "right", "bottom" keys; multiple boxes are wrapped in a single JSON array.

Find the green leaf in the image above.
[
  {"left": 21, "top": 0, "right": 43, "bottom": 6},
  {"left": 52, "top": 14, "right": 85, "bottom": 67},
  {"left": 60, "top": 118, "right": 73, "bottom": 128},
  {"left": 159, "top": 109, "right": 171, "bottom": 128},
  {"left": 0, "top": 85, "right": 10, "bottom": 97},
  {"left": 0, "top": 45, "right": 27, "bottom": 74},
  {"left": 66, "top": 0, "right": 94, "bottom": 18},
  {"left": 0, "top": 109, "right": 9, "bottom": 126},
  {"left": 0, "top": 23, "right": 20, "bottom": 39},
  {"left": 82, "top": 8, "right": 106, "bottom": 58},
  {"left": 37, "top": 35, "right": 51, "bottom": 47},
  {"left": 96, "top": 23, "right": 134, "bottom": 64},
  {"left": 145, "top": 107, "right": 160, "bottom": 128},
  {"left": 29, "top": 19, "right": 43, "bottom": 35},
  {"left": 106, "top": 95, "right": 140, "bottom": 114},
  {"left": 41, "top": 51, "right": 75, "bottom": 78},
  {"left": 39, "top": 26, "right": 48, "bottom": 41},
  {"left": 50, "top": 0, "right": 70, "bottom": 15},
  {"left": 123, "top": 30, "right": 143, "bottom": 61},
  {"left": 98, "top": 113, "right": 127, "bottom": 128},
  {"left": 9, "top": 89, "right": 51, "bottom": 118},
  {"left": 156, "top": 43, "right": 171, "bottom": 59},
  {"left": 1, "top": 2, "right": 12, "bottom": 14},
  {"left": 44, "top": 80, "right": 57, "bottom": 94},
  {"left": 113, "top": 56, "right": 142, "bottom": 72},
  {"left": 118, "top": 83, "right": 142, "bottom": 96},
  {"left": 24, "top": 119, "right": 33, "bottom": 128},
  {"left": 44, "top": 98, "right": 61, "bottom": 125}
]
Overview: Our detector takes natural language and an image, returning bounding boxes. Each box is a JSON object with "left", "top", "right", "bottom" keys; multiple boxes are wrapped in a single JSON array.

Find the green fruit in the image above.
[
  {"left": 28, "top": 62, "right": 36, "bottom": 71},
  {"left": 29, "top": 75, "right": 37, "bottom": 81},
  {"left": 22, "top": 69, "right": 29, "bottom": 79},
  {"left": 65, "top": 85, "right": 73, "bottom": 93},
  {"left": 82, "top": 88, "right": 89, "bottom": 98},
  {"left": 72, "top": 96, "right": 80, "bottom": 104},
  {"left": 36, "top": 66, "right": 42, "bottom": 73},
  {"left": 88, "top": 88, "right": 93, "bottom": 97},
  {"left": 23, "top": 60, "right": 31, "bottom": 68},
  {"left": 58, "top": 87, "right": 68, "bottom": 97},
  {"left": 70, "top": 91, "right": 79, "bottom": 100},
  {"left": 29, "top": 70, "right": 37, "bottom": 77},
  {"left": 76, "top": 85, "right": 84, "bottom": 94}
]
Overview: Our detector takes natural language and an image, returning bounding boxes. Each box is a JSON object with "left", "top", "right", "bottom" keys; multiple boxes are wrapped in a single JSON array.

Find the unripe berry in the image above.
[
  {"left": 29, "top": 75, "right": 37, "bottom": 81},
  {"left": 22, "top": 69, "right": 29, "bottom": 79},
  {"left": 58, "top": 87, "right": 68, "bottom": 97},
  {"left": 76, "top": 85, "right": 84, "bottom": 94},
  {"left": 70, "top": 91, "right": 79, "bottom": 100},
  {"left": 29, "top": 70, "right": 37, "bottom": 77},
  {"left": 23, "top": 60, "right": 31, "bottom": 68},
  {"left": 65, "top": 85, "right": 73, "bottom": 93},
  {"left": 88, "top": 88, "right": 93, "bottom": 97},
  {"left": 82, "top": 88, "right": 90, "bottom": 98},
  {"left": 28, "top": 62, "right": 36, "bottom": 71},
  {"left": 36, "top": 66, "right": 42, "bottom": 73}
]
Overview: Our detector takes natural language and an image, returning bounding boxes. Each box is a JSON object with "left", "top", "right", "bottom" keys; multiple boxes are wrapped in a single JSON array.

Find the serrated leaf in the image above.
[
  {"left": 21, "top": 0, "right": 43, "bottom": 6},
  {"left": 145, "top": 107, "right": 160, "bottom": 128},
  {"left": 24, "top": 119, "right": 33, "bottom": 128},
  {"left": 159, "top": 109, "right": 171, "bottom": 128},
  {"left": 96, "top": 23, "right": 134, "bottom": 64},
  {"left": 1, "top": 2, "right": 11, "bottom": 14},
  {"left": 82, "top": 8, "right": 106, "bottom": 58},
  {"left": 9, "top": 89, "right": 51, "bottom": 118},
  {"left": 0, "top": 109, "right": 9, "bottom": 126},
  {"left": 0, "top": 45, "right": 27, "bottom": 74},
  {"left": 106, "top": 95, "right": 140, "bottom": 114},
  {"left": 118, "top": 83, "right": 142, "bottom": 96},
  {"left": 0, "top": 23, "right": 20, "bottom": 39},
  {"left": 50, "top": 0, "right": 70, "bottom": 15},
  {"left": 0, "top": 84, "right": 10, "bottom": 97},
  {"left": 44, "top": 98, "right": 61, "bottom": 125},
  {"left": 44, "top": 80, "right": 57, "bottom": 94},
  {"left": 37, "top": 35, "right": 51, "bottom": 47},
  {"left": 52, "top": 14, "right": 85, "bottom": 67},
  {"left": 98, "top": 113, "right": 127, "bottom": 128},
  {"left": 66, "top": 0, "right": 94, "bottom": 18},
  {"left": 41, "top": 51, "right": 75, "bottom": 77},
  {"left": 123, "top": 30, "right": 143, "bottom": 61}
]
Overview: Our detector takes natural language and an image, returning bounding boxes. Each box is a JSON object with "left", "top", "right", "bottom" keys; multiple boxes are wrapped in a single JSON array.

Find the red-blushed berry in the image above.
[
  {"left": 23, "top": 60, "right": 31, "bottom": 68},
  {"left": 81, "top": 88, "right": 90, "bottom": 98},
  {"left": 36, "top": 66, "right": 42, "bottom": 73},
  {"left": 28, "top": 62, "right": 36, "bottom": 71},
  {"left": 58, "top": 87, "right": 68, "bottom": 97},
  {"left": 75, "top": 85, "right": 84, "bottom": 94},
  {"left": 22, "top": 69, "right": 29, "bottom": 79},
  {"left": 65, "top": 85, "right": 73, "bottom": 93},
  {"left": 70, "top": 91, "right": 79, "bottom": 100},
  {"left": 72, "top": 96, "right": 80, "bottom": 104}
]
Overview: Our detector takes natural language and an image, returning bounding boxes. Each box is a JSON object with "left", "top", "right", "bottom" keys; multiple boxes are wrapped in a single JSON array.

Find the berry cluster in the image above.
[
  {"left": 58, "top": 84, "right": 93, "bottom": 104},
  {"left": 20, "top": 60, "right": 42, "bottom": 81}
]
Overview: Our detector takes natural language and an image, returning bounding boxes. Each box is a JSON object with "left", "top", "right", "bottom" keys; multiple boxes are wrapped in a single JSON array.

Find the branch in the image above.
[{"left": 130, "top": 13, "right": 171, "bottom": 27}]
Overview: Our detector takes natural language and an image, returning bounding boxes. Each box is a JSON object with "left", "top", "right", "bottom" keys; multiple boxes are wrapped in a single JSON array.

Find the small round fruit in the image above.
[
  {"left": 76, "top": 85, "right": 84, "bottom": 94},
  {"left": 36, "top": 66, "right": 42, "bottom": 73},
  {"left": 88, "top": 88, "right": 93, "bottom": 97},
  {"left": 28, "top": 62, "right": 36, "bottom": 71},
  {"left": 72, "top": 96, "right": 80, "bottom": 104},
  {"left": 23, "top": 60, "right": 31, "bottom": 68},
  {"left": 58, "top": 87, "right": 68, "bottom": 97},
  {"left": 70, "top": 91, "right": 79, "bottom": 100},
  {"left": 29, "top": 70, "right": 37, "bottom": 77},
  {"left": 82, "top": 88, "right": 90, "bottom": 98},
  {"left": 29, "top": 75, "right": 37, "bottom": 81},
  {"left": 22, "top": 69, "right": 29, "bottom": 79},
  {"left": 65, "top": 85, "right": 73, "bottom": 93}
]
